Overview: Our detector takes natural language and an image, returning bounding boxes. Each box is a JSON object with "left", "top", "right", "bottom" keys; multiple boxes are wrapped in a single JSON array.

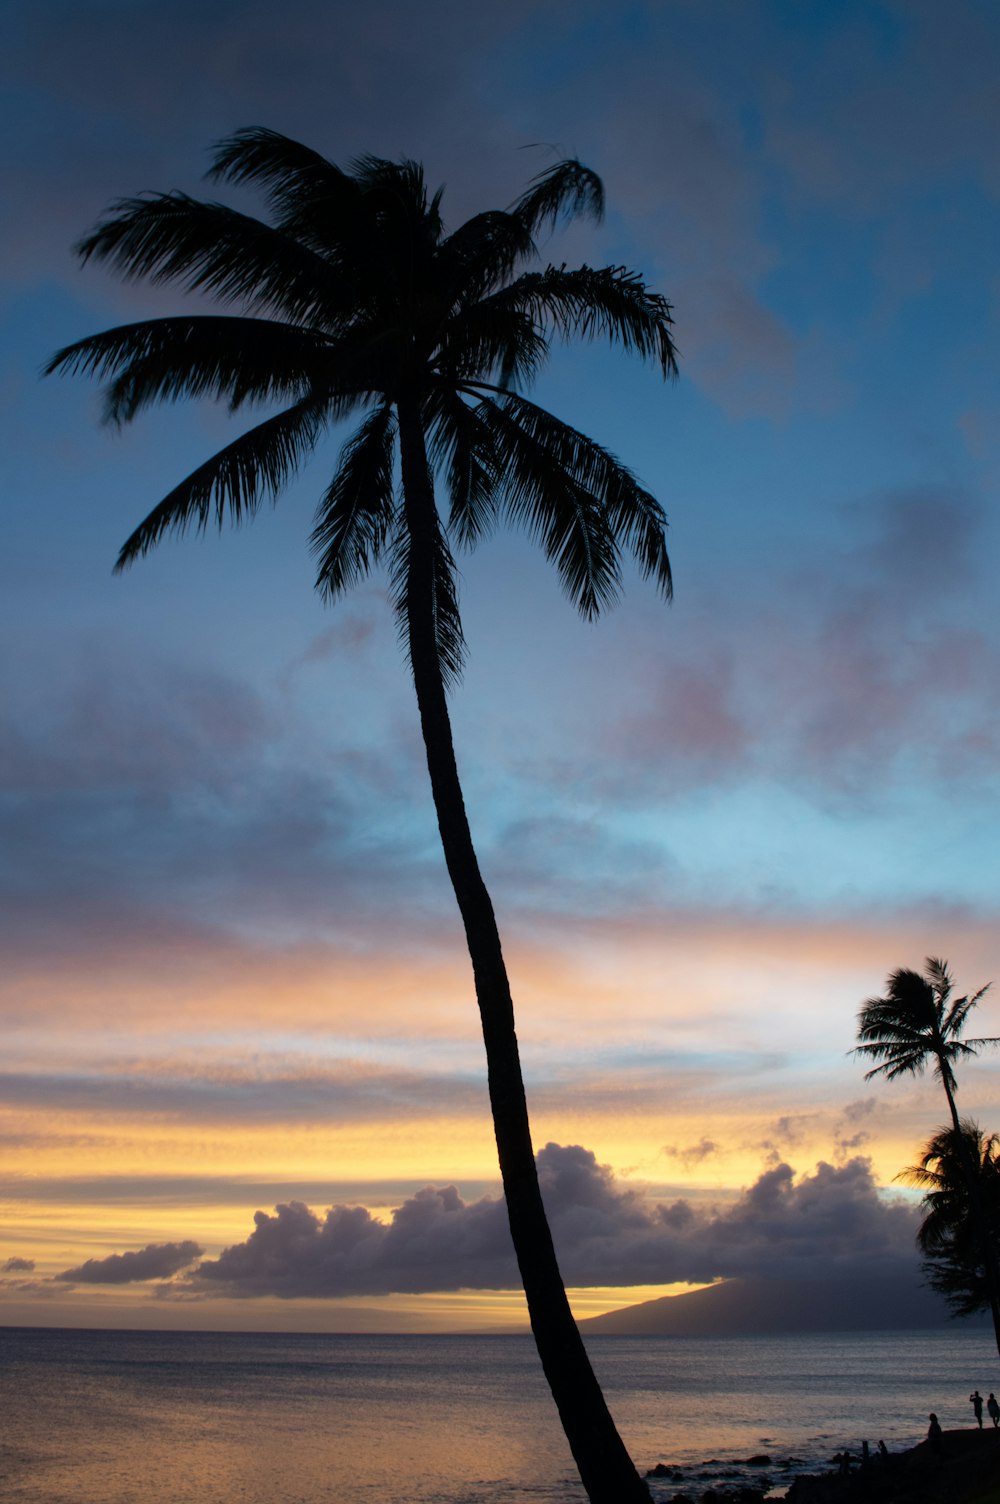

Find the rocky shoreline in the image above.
[
  {"left": 782, "top": 1427, "right": 1000, "bottom": 1504},
  {"left": 645, "top": 1428, "right": 1000, "bottom": 1504}
]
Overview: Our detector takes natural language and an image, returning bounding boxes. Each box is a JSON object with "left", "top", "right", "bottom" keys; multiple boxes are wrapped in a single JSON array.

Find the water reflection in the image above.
[{"left": 1, "top": 1329, "right": 990, "bottom": 1504}]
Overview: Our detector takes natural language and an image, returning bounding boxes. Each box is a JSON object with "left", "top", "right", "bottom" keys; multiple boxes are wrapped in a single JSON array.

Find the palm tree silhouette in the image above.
[
  {"left": 855, "top": 957, "right": 1000, "bottom": 1357},
  {"left": 46, "top": 129, "right": 678, "bottom": 1504},
  {"left": 854, "top": 958, "right": 996, "bottom": 1135},
  {"left": 900, "top": 1121, "right": 1000, "bottom": 1345}
]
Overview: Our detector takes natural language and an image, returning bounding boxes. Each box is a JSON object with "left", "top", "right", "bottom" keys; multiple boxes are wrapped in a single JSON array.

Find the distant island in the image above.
[{"left": 580, "top": 1274, "right": 986, "bottom": 1335}]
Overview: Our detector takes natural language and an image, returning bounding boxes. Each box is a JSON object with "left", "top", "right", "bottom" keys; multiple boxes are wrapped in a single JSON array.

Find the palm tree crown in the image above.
[
  {"left": 46, "top": 128, "right": 676, "bottom": 665},
  {"left": 900, "top": 1120, "right": 1000, "bottom": 1322},
  {"left": 854, "top": 957, "right": 996, "bottom": 1115}
]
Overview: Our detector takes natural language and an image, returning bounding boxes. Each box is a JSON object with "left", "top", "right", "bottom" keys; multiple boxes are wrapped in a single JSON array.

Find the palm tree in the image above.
[
  {"left": 853, "top": 958, "right": 996, "bottom": 1137},
  {"left": 900, "top": 1121, "right": 1000, "bottom": 1344},
  {"left": 854, "top": 958, "right": 1000, "bottom": 1357},
  {"left": 46, "top": 129, "right": 678, "bottom": 1504}
]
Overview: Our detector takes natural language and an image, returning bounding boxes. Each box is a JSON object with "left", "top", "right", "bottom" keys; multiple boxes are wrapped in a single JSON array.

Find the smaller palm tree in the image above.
[
  {"left": 853, "top": 957, "right": 997, "bottom": 1135},
  {"left": 855, "top": 958, "right": 1000, "bottom": 1359},
  {"left": 899, "top": 1121, "right": 1000, "bottom": 1348}
]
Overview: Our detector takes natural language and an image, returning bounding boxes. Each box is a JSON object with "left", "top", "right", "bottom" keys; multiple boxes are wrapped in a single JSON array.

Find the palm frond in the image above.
[
  {"left": 45, "top": 316, "right": 333, "bottom": 424},
  {"left": 208, "top": 127, "right": 349, "bottom": 217},
  {"left": 209, "top": 127, "right": 389, "bottom": 287},
  {"left": 389, "top": 508, "right": 466, "bottom": 689},
  {"left": 433, "top": 301, "right": 548, "bottom": 390},
  {"left": 473, "top": 395, "right": 623, "bottom": 619},
  {"left": 348, "top": 155, "right": 442, "bottom": 248},
  {"left": 854, "top": 961, "right": 996, "bottom": 1084},
  {"left": 899, "top": 1122, "right": 1000, "bottom": 1305},
  {"left": 925, "top": 957, "right": 953, "bottom": 1000},
  {"left": 77, "top": 193, "right": 348, "bottom": 327},
  {"left": 113, "top": 395, "right": 326, "bottom": 569},
  {"left": 854, "top": 995, "right": 936, "bottom": 1080},
  {"left": 944, "top": 984, "right": 994, "bottom": 1040},
  {"left": 475, "top": 389, "right": 671, "bottom": 601},
  {"left": 436, "top": 211, "right": 536, "bottom": 306},
  {"left": 424, "top": 389, "right": 501, "bottom": 548},
  {"left": 853, "top": 1043, "right": 929, "bottom": 1083},
  {"left": 509, "top": 158, "right": 605, "bottom": 235},
  {"left": 489, "top": 265, "right": 679, "bottom": 377},
  {"left": 57, "top": 135, "right": 679, "bottom": 714},
  {"left": 311, "top": 403, "right": 397, "bottom": 599}
]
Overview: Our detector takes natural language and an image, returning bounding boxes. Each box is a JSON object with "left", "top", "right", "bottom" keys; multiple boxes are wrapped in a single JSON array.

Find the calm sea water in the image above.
[{"left": 0, "top": 1326, "right": 994, "bottom": 1503}]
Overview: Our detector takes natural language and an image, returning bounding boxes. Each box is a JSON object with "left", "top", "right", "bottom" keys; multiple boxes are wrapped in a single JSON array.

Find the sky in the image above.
[{"left": 2, "top": 0, "right": 999, "bottom": 1332}]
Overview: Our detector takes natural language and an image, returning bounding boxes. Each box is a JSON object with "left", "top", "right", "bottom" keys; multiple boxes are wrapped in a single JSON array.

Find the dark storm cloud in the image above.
[
  {"left": 56, "top": 1239, "right": 203, "bottom": 1284},
  {"left": 2, "top": 1257, "right": 35, "bottom": 1273},
  {"left": 188, "top": 1142, "right": 918, "bottom": 1298}
]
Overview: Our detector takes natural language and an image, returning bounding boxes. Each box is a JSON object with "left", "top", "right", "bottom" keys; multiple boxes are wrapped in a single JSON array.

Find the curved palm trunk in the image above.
[
  {"left": 397, "top": 397, "right": 651, "bottom": 1504},
  {"left": 938, "top": 1061, "right": 1000, "bottom": 1360}
]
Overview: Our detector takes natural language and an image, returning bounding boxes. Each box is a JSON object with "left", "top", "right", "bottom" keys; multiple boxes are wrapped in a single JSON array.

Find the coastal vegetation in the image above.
[
  {"left": 854, "top": 958, "right": 1000, "bottom": 1358},
  {"left": 46, "top": 128, "right": 678, "bottom": 1504},
  {"left": 902, "top": 1122, "right": 1000, "bottom": 1331}
]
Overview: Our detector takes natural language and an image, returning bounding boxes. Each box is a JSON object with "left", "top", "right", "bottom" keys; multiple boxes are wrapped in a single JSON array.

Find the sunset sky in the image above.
[{"left": 3, "top": 0, "right": 1000, "bottom": 1331}]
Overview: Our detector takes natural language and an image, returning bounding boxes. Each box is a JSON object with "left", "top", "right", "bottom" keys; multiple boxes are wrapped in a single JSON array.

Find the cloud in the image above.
[
  {"left": 764, "top": 2, "right": 1000, "bottom": 207},
  {"left": 187, "top": 1142, "right": 918, "bottom": 1299},
  {"left": 832, "top": 1097, "right": 879, "bottom": 1158},
  {"left": 663, "top": 1138, "right": 718, "bottom": 1169},
  {"left": 0, "top": 659, "right": 274, "bottom": 797},
  {"left": 606, "top": 481, "right": 1000, "bottom": 808},
  {"left": 56, "top": 1240, "right": 203, "bottom": 1284},
  {"left": 278, "top": 612, "right": 380, "bottom": 687},
  {"left": 2, "top": 1257, "right": 34, "bottom": 1273},
  {"left": 672, "top": 275, "right": 798, "bottom": 420},
  {"left": 0, "top": 632, "right": 459, "bottom": 962},
  {"left": 0, "top": 1056, "right": 487, "bottom": 1128}
]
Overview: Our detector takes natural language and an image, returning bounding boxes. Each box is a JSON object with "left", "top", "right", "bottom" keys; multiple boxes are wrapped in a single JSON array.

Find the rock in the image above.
[{"left": 647, "top": 1461, "right": 685, "bottom": 1477}]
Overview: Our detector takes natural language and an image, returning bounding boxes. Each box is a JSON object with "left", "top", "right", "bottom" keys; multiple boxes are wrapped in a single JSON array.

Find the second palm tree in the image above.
[{"left": 855, "top": 957, "right": 1000, "bottom": 1358}]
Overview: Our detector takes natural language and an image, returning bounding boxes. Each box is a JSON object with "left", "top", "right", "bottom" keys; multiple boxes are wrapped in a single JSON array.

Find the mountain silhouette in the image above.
[{"left": 580, "top": 1274, "right": 985, "bottom": 1335}]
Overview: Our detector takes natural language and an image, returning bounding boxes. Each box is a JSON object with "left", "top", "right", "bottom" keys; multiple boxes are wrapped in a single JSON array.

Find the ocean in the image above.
[{"left": 0, "top": 1326, "right": 994, "bottom": 1502}]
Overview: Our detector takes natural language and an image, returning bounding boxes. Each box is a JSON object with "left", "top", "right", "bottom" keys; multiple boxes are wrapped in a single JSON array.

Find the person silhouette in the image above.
[
  {"left": 971, "top": 1391, "right": 984, "bottom": 1428},
  {"left": 927, "top": 1414, "right": 944, "bottom": 1454},
  {"left": 988, "top": 1393, "right": 1000, "bottom": 1428}
]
